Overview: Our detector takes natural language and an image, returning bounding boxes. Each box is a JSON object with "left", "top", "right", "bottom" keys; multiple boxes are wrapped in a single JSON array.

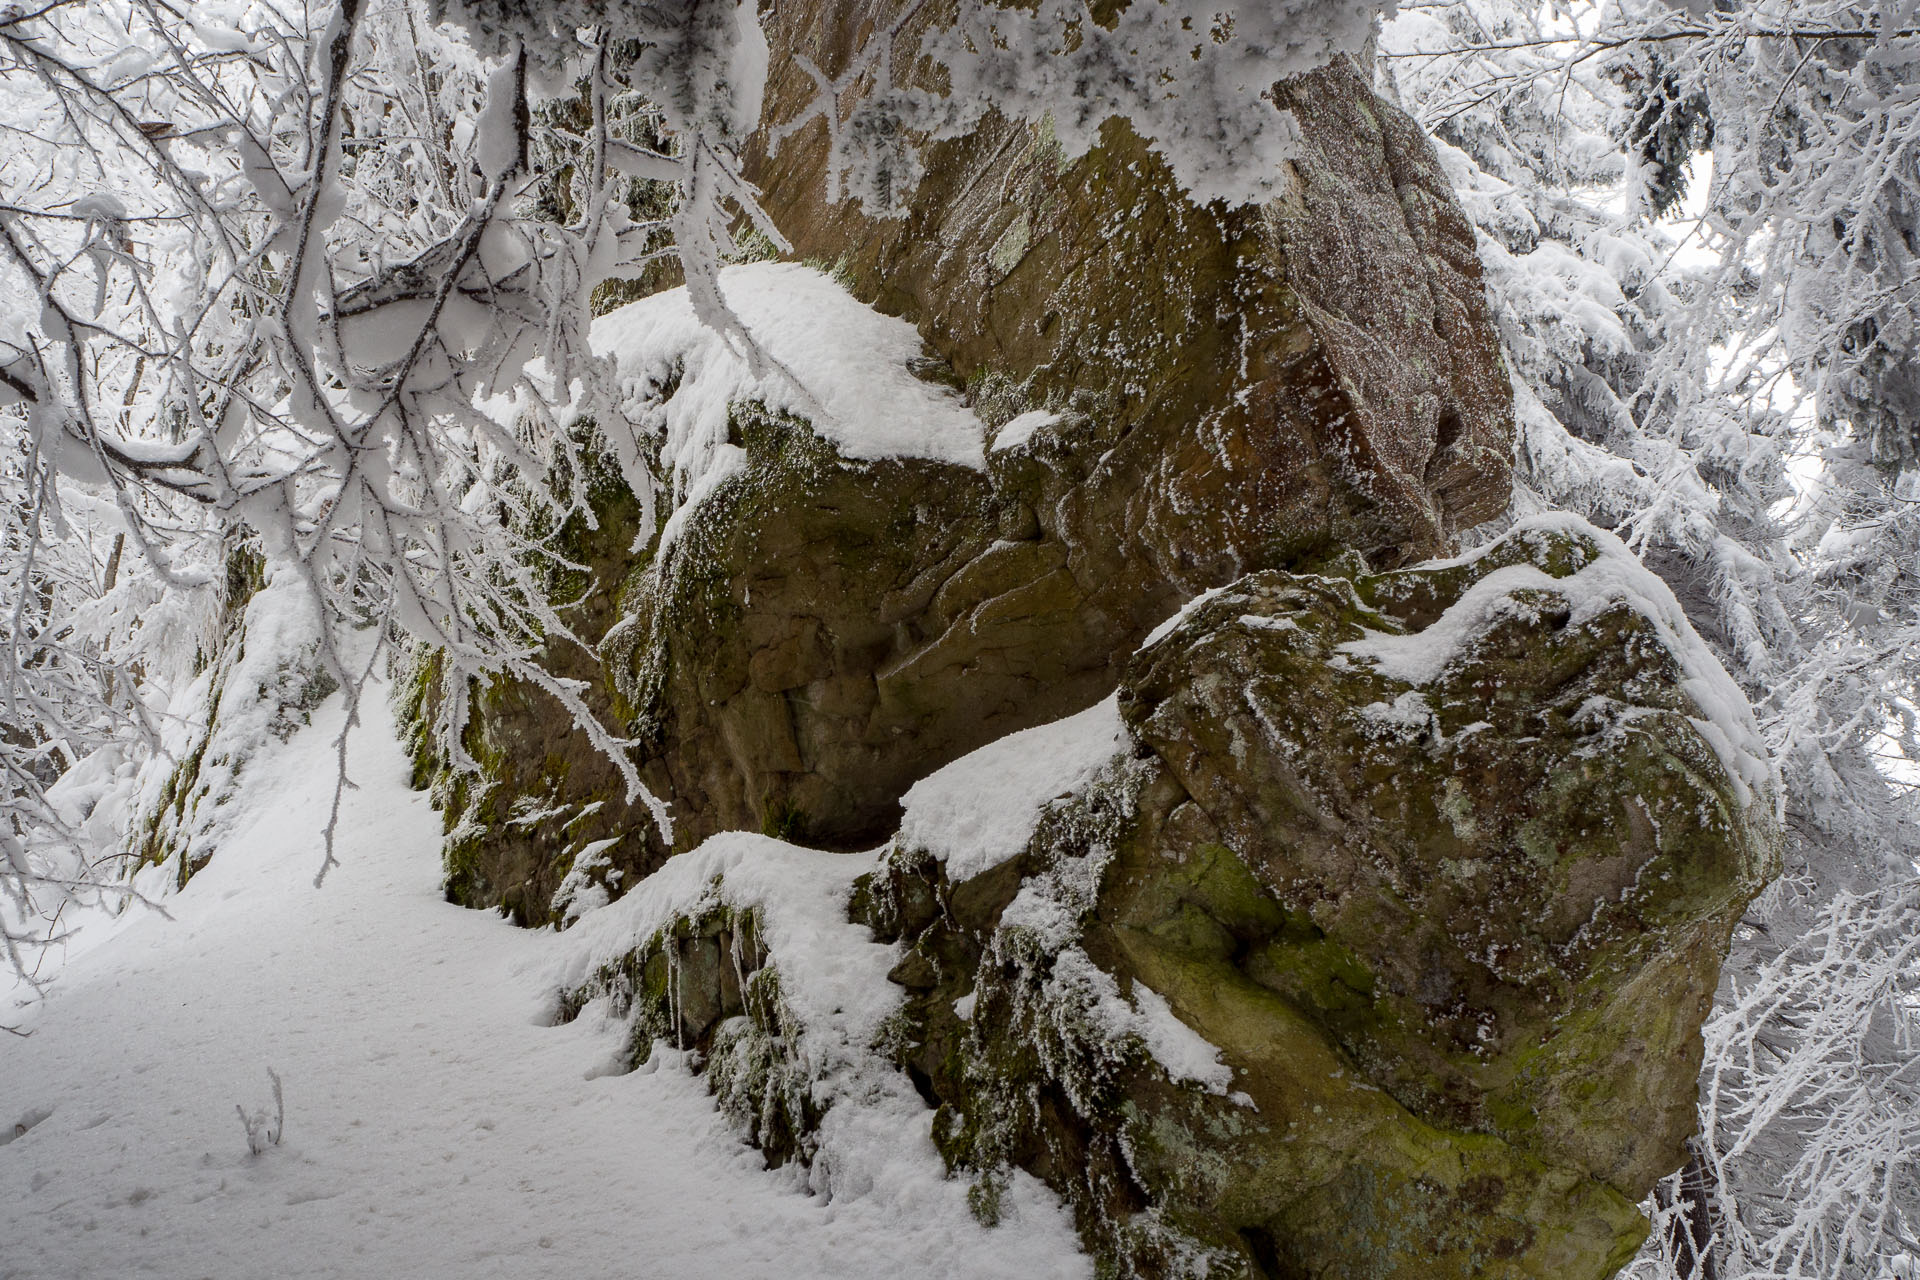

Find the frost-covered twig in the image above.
[{"left": 235, "top": 1066, "right": 285, "bottom": 1156}]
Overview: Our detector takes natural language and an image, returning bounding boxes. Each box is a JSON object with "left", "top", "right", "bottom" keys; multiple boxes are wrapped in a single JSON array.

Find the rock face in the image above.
[
  {"left": 1115, "top": 525, "right": 1775, "bottom": 1195},
  {"left": 400, "top": 437, "right": 653, "bottom": 922},
  {"left": 867, "top": 518, "right": 1775, "bottom": 1279},
  {"left": 748, "top": 9, "right": 1512, "bottom": 558},
  {"left": 398, "top": 9, "right": 1782, "bottom": 1273},
  {"left": 559, "top": 519, "right": 1775, "bottom": 1280},
  {"left": 414, "top": 15, "right": 1516, "bottom": 918}
]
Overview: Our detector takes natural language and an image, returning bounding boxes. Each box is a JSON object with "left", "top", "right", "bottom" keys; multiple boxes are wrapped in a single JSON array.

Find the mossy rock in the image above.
[
  {"left": 410, "top": 16, "right": 1521, "bottom": 919},
  {"left": 861, "top": 520, "right": 1775, "bottom": 1280},
  {"left": 747, "top": 9, "right": 1512, "bottom": 561},
  {"left": 557, "top": 895, "right": 822, "bottom": 1169},
  {"left": 398, "top": 425, "right": 659, "bottom": 923}
]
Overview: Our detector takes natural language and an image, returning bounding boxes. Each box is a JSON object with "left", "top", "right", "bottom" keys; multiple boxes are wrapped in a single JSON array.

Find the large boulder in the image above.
[
  {"left": 748, "top": 10, "right": 1512, "bottom": 558},
  {"left": 551, "top": 518, "right": 1775, "bottom": 1279},
  {"left": 410, "top": 16, "right": 1517, "bottom": 918},
  {"left": 854, "top": 517, "right": 1776, "bottom": 1279}
]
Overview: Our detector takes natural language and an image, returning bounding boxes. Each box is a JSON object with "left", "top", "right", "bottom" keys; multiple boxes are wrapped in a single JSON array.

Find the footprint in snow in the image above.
[{"left": 0, "top": 1105, "right": 53, "bottom": 1146}]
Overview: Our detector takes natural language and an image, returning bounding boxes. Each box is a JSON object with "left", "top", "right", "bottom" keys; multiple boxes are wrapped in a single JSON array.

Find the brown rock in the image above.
[
  {"left": 863, "top": 518, "right": 1776, "bottom": 1280},
  {"left": 416, "top": 9, "right": 1516, "bottom": 919}
]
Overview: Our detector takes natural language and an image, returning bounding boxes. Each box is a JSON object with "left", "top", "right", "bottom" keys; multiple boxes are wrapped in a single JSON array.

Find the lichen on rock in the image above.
[
  {"left": 852, "top": 515, "right": 1776, "bottom": 1280},
  {"left": 396, "top": 423, "right": 658, "bottom": 923},
  {"left": 561, "top": 890, "right": 824, "bottom": 1164}
]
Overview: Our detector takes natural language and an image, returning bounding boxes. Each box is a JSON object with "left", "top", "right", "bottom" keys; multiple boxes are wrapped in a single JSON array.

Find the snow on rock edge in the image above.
[
  {"left": 591, "top": 263, "right": 988, "bottom": 550},
  {"left": 548, "top": 832, "right": 1079, "bottom": 1221},
  {"left": 897, "top": 695, "right": 1130, "bottom": 884},
  {"left": 1339, "top": 512, "right": 1776, "bottom": 813}
]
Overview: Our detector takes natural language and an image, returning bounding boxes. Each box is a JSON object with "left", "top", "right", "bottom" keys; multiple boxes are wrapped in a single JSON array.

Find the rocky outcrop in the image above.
[
  {"left": 131, "top": 553, "right": 336, "bottom": 888},
  {"left": 412, "top": 15, "right": 1517, "bottom": 919},
  {"left": 559, "top": 518, "right": 1776, "bottom": 1280},
  {"left": 870, "top": 518, "right": 1775, "bottom": 1278},
  {"left": 402, "top": 8, "right": 1784, "bottom": 1275},
  {"left": 748, "top": 10, "right": 1512, "bottom": 558}
]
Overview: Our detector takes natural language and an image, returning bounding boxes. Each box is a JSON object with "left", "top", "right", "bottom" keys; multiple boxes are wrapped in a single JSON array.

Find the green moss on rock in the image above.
[
  {"left": 557, "top": 895, "right": 824, "bottom": 1168},
  {"left": 854, "top": 521, "right": 1774, "bottom": 1280},
  {"left": 395, "top": 422, "right": 662, "bottom": 923},
  {"left": 411, "top": 32, "right": 1526, "bottom": 925}
]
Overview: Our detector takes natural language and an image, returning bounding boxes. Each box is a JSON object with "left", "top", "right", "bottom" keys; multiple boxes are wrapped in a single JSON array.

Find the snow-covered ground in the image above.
[{"left": 0, "top": 691, "right": 1089, "bottom": 1279}]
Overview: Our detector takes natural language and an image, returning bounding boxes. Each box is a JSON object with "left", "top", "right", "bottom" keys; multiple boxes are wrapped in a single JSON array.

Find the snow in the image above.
[
  {"left": 934, "top": 735, "right": 1235, "bottom": 1098},
  {"left": 0, "top": 689, "right": 1089, "bottom": 1279},
  {"left": 896, "top": 696, "right": 1130, "bottom": 883},
  {"left": 1138, "top": 585, "right": 1230, "bottom": 652},
  {"left": 1337, "top": 514, "right": 1776, "bottom": 812},
  {"left": 1123, "top": 981, "right": 1234, "bottom": 1096},
  {"left": 912, "top": 0, "right": 1393, "bottom": 209},
  {"left": 1358, "top": 690, "right": 1434, "bottom": 737},
  {"left": 990, "top": 409, "right": 1060, "bottom": 453},
  {"left": 1028, "top": 949, "right": 1235, "bottom": 1097},
  {"left": 592, "top": 263, "right": 988, "bottom": 548},
  {"left": 549, "top": 836, "right": 622, "bottom": 924},
  {"left": 549, "top": 834, "right": 902, "bottom": 1068},
  {"left": 473, "top": 55, "right": 523, "bottom": 180},
  {"left": 549, "top": 830, "right": 1056, "bottom": 1214}
]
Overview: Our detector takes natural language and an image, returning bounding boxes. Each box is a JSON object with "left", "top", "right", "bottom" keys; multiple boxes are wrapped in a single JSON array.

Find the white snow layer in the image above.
[
  {"left": 1124, "top": 983, "right": 1234, "bottom": 1095},
  {"left": 896, "top": 696, "right": 1130, "bottom": 883},
  {"left": 550, "top": 833, "right": 899, "bottom": 1063},
  {"left": 592, "top": 262, "right": 987, "bottom": 547},
  {"left": 548, "top": 831, "right": 1053, "bottom": 1217},
  {"left": 1138, "top": 584, "right": 1231, "bottom": 652},
  {"left": 990, "top": 409, "right": 1060, "bottom": 453},
  {"left": 1337, "top": 513, "right": 1776, "bottom": 811},
  {"left": 1040, "top": 951, "right": 1233, "bottom": 1097},
  {"left": 0, "top": 691, "right": 1088, "bottom": 1279}
]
